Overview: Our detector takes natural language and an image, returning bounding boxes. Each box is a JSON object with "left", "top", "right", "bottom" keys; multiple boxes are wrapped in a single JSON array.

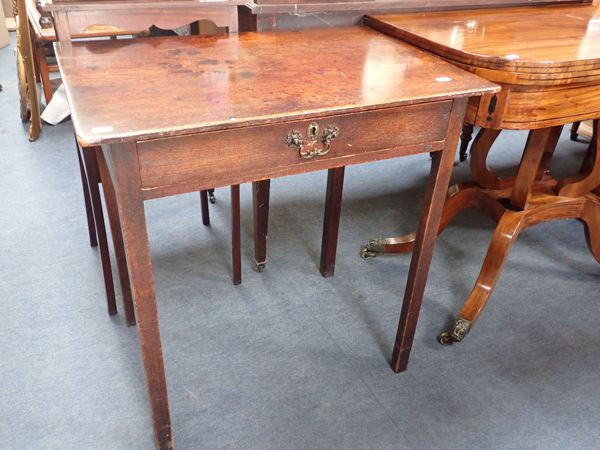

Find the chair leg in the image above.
[
  {"left": 231, "top": 185, "right": 241, "bottom": 285},
  {"left": 34, "top": 41, "right": 53, "bottom": 105},
  {"left": 82, "top": 146, "right": 118, "bottom": 316},
  {"left": 76, "top": 142, "right": 98, "bottom": 247}
]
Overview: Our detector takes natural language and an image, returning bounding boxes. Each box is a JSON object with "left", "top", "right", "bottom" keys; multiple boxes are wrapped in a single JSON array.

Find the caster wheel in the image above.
[
  {"left": 208, "top": 192, "right": 216, "bottom": 204},
  {"left": 437, "top": 332, "right": 455, "bottom": 345},
  {"left": 255, "top": 262, "right": 266, "bottom": 272}
]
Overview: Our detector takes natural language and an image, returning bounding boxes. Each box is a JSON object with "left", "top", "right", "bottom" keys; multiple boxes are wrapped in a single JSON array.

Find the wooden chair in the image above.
[{"left": 45, "top": 0, "right": 244, "bottom": 326}]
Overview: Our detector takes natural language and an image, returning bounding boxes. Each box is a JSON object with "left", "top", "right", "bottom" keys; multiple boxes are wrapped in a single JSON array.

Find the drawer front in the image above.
[{"left": 137, "top": 101, "right": 452, "bottom": 199}]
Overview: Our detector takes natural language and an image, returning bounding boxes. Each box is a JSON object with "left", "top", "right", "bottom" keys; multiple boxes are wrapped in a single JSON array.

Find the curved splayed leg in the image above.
[
  {"left": 581, "top": 198, "right": 600, "bottom": 264},
  {"left": 438, "top": 210, "right": 527, "bottom": 344},
  {"left": 360, "top": 183, "right": 504, "bottom": 259}
]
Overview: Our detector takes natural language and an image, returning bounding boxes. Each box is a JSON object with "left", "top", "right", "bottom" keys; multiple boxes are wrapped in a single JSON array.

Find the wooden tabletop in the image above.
[
  {"left": 55, "top": 27, "right": 497, "bottom": 146},
  {"left": 366, "top": 4, "right": 600, "bottom": 74}
]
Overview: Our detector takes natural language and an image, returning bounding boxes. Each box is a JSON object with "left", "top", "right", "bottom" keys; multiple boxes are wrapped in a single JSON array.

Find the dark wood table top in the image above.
[
  {"left": 54, "top": 26, "right": 497, "bottom": 146},
  {"left": 366, "top": 4, "right": 600, "bottom": 74}
]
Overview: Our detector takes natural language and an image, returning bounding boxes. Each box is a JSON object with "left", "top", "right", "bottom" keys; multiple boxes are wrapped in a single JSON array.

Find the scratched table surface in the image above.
[{"left": 54, "top": 26, "right": 496, "bottom": 146}]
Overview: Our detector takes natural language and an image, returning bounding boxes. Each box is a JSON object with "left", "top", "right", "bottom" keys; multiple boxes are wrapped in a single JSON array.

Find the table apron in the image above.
[
  {"left": 137, "top": 100, "right": 452, "bottom": 200},
  {"left": 466, "top": 82, "right": 600, "bottom": 130}
]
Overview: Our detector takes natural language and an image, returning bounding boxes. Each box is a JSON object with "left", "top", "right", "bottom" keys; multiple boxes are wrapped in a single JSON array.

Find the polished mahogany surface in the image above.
[
  {"left": 54, "top": 27, "right": 497, "bottom": 145},
  {"left": 367, "top": 4, "right": 600, "bottom": 72}
]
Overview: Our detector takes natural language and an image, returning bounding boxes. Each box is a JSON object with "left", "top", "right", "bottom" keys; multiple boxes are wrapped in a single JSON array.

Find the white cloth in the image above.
[{"left": 41, "top": 84, "right": 71, "bottom": 125}]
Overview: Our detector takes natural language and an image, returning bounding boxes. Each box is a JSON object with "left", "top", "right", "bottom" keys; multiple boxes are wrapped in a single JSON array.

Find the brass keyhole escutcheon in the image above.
[
  {"left": 286, "top": 124, "right": 339, "bottom": 159},
  {"left": 308, "top": 122, "right": 319, "bottom": 141}
]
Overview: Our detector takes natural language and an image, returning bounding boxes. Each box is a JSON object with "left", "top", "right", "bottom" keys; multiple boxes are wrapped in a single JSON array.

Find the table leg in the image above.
[
  {"left": 96, "top": 148, "right": 136, "bottom": 327},
  {"left": 76, "top": 141, "right": 98, "bottom": 248},
  {"left": 252, "top": 180, "right": 270, "bottom": 272},
  {"left": 438, "top": 209, "right": 526, "bottom": 345},
  {"left": 391, "top": 98, "right": 467, "bottom": 373},
  {"left": 82, "top": 147, "right": 117, "bottom": 317},
  {"left": 231, "top": 185, "right": 241, "bottom": 285},
  {"left": 438, "top": 192, "right": 597, "bottom": 345},
  {"left": 320, "top": 167, "right": 345, "bottom": 278},
  {"left": 360, "top": 182, "right": 506, "bottom": 258},
  {"left": 557, "top": 119, "right": 600, "bottom": 197},
  {"left": 199, "top": 191, "right": 210, "bottom": 226},
  {"left": 104, "top": 142, "right": 173, "bottom": 450},
  {"left": 582, "top": 198, "right": 600, "bottom": 264},
  {"left": 360, "top": 127, "right": 506, "bottom": 258},
  {"left": 459, "top": 123, "right": 473, "bottom": 162}
]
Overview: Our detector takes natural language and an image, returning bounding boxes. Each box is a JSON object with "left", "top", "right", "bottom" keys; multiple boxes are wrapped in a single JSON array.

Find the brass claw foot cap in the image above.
[
  {"left": 254, "top": 260, "right": 267, "bottom": 272},
  {"left": 437, "top": 332, "right": 455, "bottom": 345},
  {"left": 360, "top": 238, "right": 386, "bottom": 260},
  {"left": 437, "top": 318, "right": 472, "bottom": 346},
  {"left": 360, "top": 246, "right": 378, "bottom": 260}
]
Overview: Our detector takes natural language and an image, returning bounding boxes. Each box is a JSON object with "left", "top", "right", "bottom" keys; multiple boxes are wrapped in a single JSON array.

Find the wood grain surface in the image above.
[
  {"left": 54, "top": 26, "right": 498, "bottom": 146},
  {"left": 367, "top": 5, "right": 600, "bottom": 130},
  {"left": 367, "top": 5, "right": 600, "bottom": 73}
]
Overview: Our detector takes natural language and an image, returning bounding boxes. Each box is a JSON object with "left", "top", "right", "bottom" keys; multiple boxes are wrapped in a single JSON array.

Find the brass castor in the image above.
[
  {"left": 254, "top": 261, "right": 266, "bottom": 272},
  {"left": 360, "top": 238, "right": 386, "bottom": 260},
  {"left": 437, "top": 318, "right": 472, "bottom": 346},
  {"left": 360, "top": 245, "right": 378, "bottom": 260},
  {"left": 437, "top": 332, "right": 456, "bottom": 345},
  {"left": 208, "top": 190, "right": 216, "bottom": 204}
]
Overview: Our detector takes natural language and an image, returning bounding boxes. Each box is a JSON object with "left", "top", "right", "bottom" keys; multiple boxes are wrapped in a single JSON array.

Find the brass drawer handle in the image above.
[{"left": 287, "top": 123, "right": 340, "bottom": 159}]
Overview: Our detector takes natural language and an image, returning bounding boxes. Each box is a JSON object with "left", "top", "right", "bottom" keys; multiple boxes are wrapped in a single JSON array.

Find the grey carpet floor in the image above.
[{"left": 1, "top": 33, "right": 600, "bottom": 449}]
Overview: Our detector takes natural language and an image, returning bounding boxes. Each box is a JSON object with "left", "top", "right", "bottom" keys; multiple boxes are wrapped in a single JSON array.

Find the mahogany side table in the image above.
[{"left": 55, "top": 27, "right": 496, "bottom": 448}]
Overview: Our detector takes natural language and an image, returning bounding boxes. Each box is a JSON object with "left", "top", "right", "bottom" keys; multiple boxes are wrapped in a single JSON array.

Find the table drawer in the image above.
[{"left": 137, "top": 100, "right": 452, "bottom": 199}]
